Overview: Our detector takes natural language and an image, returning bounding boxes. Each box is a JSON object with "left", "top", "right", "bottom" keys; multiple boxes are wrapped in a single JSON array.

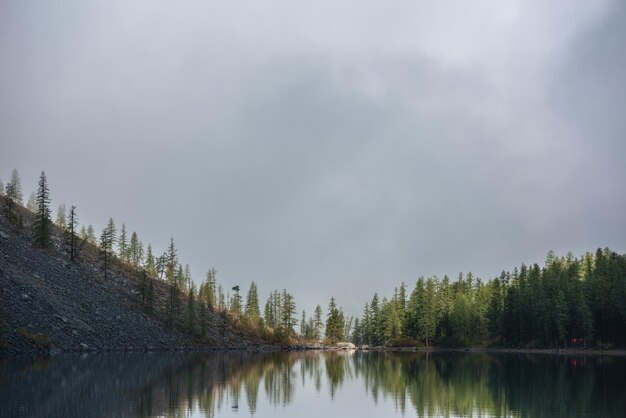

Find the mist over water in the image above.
[{"left": 1, "top": 351, "right": 624, "bottom": 418}]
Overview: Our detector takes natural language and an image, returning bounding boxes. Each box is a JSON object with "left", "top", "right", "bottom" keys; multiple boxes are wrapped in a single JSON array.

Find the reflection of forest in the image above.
[{"left": 1, "top": 352, "right": 624, "bottom": 417}]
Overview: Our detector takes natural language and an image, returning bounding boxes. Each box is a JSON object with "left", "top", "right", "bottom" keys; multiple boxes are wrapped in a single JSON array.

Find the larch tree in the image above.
[
  {"left": 32, "top": 171, "right": 52, "bottom": 249},
  {"left": 205, "top": 268, "right": 217, "bottom": 310},
  {"left": 86, "top": 224, "right": 96, "bottom": 244},
  {"left": 26, "top": 192, "right": 36, "bottom": 212},
  {"left": 9, "top": 169, "right": 23, "bottom": 205},
  {"left": 79, "top": 225, "right": 87, "bottom": 241},
  {"left": 118, "top": 223, "right": 128, "bottom": 262},
  {"left": 56, "top": 203, "right": 66, "bottom": 229},
  {"left": 144, "top": 244, "right": 157, "bottom": 277},
  {"left": 184, "top": 264, "right": 192, "bottom": 291}
]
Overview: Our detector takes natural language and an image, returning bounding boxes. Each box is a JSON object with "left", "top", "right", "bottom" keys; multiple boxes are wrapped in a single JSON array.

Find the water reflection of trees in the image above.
[
  {"left": 1, "top": 352, "right": 624, "bottom": 417},
  {"left": 350, "top": 352, "right": 626, "bottom": 418}
]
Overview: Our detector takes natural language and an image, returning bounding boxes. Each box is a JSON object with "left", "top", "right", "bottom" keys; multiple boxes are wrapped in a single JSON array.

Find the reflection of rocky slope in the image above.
[
  {"left": 0, "top": 203, "right": 263, "bottom": 355},
  {"left": 0, "top": 354, "right": 189, "bottom": 418},
  {"left": 0, "top": 352, "right": 297, "bottom": 418}
]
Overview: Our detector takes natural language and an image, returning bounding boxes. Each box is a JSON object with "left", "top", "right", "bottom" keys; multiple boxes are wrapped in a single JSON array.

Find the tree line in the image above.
[
  {"left": 3, "top": 168, "right": 625, "bottom": 347},
  {"left": 353, "top": 249, "right": 626, "bottom": 348}
]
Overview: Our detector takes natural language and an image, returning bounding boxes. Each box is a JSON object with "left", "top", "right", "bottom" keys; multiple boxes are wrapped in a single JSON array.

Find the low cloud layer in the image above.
[{"left": 2, "top": 0, "right": 625, "bottom": 314}]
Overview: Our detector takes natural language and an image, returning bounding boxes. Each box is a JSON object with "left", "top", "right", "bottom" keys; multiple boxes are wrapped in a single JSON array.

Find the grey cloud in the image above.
[{"left": 1, "top": 1, "right": 625, "bottom": 315}]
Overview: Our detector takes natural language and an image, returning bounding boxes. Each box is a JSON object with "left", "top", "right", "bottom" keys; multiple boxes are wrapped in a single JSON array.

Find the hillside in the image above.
[{"left": 0, "top": 202, "right": 266, "bottom": 355}]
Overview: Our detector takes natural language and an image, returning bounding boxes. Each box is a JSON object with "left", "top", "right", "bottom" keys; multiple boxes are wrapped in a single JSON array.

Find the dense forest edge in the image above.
[{"left": 1, "top": 169, "right": 625, "bottom": 355}]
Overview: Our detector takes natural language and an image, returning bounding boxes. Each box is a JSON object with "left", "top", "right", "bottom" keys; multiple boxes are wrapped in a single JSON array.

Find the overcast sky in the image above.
[{"left": 2, "top": 0, "right": 625, "bottom": 316}]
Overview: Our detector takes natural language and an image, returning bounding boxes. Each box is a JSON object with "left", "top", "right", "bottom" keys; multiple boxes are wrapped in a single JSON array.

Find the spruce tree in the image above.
[
  {"left": 100, "top": 218, "right": 116, "bottom": 278},
  {"left": 144, "top": 244, "right": 157, "bottom": 277},
  {"left": 32, "top": 171, "right": 52, "bottom": 249},
  {"left": 146, "top": 278, "right": 154, "bottom": 313},
  {"left": 3, "top": 181, "right": 17, "bottom": 225},
  {"left": 187, "top": 283, "right": 196, "bottom": 333},
  {"left": 245, "top": 281, "right": 261, "bottom": 326},
  {"left": 65, "top": 205, "right": 79, "bottom": 261},
  {"left": 280, "top": 290, "right": 297, "bottom": 337},
  {"left": 165, "top": 238, "right": 178, "bottom": 327},
  {"left": 325, "top": 297, "right": 345, "bottom": 343},
  {"left": 313, "top": 305, "right": 323, "bottom": 340},
  {"left": 198, "top": 288, "right": 207, "bottom": 338},
  {"left": 300, "top": 310, "right": 307, "bottom": 337},
  {"left": 139, "top": 269, "right": 147, "bottom": 305},
  {"left": 129, "top": 231, "right": 142, "bottom": 266}
]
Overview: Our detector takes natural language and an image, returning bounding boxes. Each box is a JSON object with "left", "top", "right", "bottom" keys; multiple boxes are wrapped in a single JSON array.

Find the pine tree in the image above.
[
  {"left": 0, "top": 180, "right": 3, "bottom": 196},
  {"left": 56, "top": 203, "right": 66, "bottom": 228},
  {"left": 231, "top": 285, "right": 242, "bottom": 315},
  {"left": 9, "top": 169, "right": 23, "bottom": 205},
  {"left": 65, "top": 205, "right": 79, "bottom": 261},
  {"left": 100, "top": 218, "right": 116, "bottom": 278},
  {"left": 32, "top": 171, "right": 52, "bottom": 249}
]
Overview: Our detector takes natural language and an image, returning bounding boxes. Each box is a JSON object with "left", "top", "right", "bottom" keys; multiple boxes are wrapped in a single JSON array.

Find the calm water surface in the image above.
[{"left": 1, "top": 351, "right": 624, "bottom": 417}]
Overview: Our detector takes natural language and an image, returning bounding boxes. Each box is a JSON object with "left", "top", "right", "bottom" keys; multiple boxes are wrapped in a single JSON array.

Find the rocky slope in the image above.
[{"left": 0, "top": 203, "right": 265, "bottom": 355}]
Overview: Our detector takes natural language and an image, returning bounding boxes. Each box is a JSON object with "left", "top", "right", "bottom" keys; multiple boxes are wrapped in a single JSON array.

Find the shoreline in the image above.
[{"left": 4, "top": 344, "right": 626, "bottom": 358}]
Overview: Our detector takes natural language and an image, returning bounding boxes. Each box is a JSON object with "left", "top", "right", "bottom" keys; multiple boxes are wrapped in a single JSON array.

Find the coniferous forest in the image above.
[{"left": 2, "top": 168, "right": 626, "bottom": 349}]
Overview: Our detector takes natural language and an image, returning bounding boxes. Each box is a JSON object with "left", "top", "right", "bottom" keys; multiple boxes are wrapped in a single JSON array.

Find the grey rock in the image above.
[{"left": 79, "top": 343, "right": 88, "bottom": 350}]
